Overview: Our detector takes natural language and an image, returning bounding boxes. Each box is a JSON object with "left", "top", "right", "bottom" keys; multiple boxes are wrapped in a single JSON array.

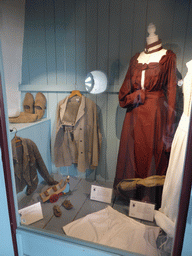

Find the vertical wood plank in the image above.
[
  {"left": 54, "top": 0, "right": 66, "bottom": 85},
  {"left": 47, "top": 92, "right": 58, "bottom": 171},
  {"left": 57, "top": 92, "right": 69, "bottom": 102},
  {"left": 97, "top": 0, "right": 110, "bottom": 75},
  {"left": 146, "top": 0, "right": 176, "bottom": 46},
  {"left": 171, "top": 0, "right": 190, "bottom": 75},
  {"left": 96, "top": 93, "right": 108, "bottom": 181},
  {"left": 20, "top": 91, "right": 26, "bottom": 111},
  {"left": 180, "top": 1, "right": 192, "bottom": 76},
  {"left": 75, "top": 0, "right": 86, "bottom": 91},
  {"left": 132, "top": 0, "right": 148, "bottom": 54},
  {"left": 21, "top": 15, "right": 30, "bottom": 85},
  {"left": 42, "top": 92, "right": 48, "bottom": 119},
  {"left": 118, "top": 0, "right": 135, "bottom": 91},
  {"left": 25, "top": 0, "right": 47, "bottom": 85},
  {"left": 86, "top": 0, "right": 98, "bottom": 73},
  {"left": 108, "top": 0, "right": 121, "bottom": 92},
  {"left": 44, "top": 0, "right": 57, "bottom": 85},
  {"left": 84, "top": 91, "right": 96, "bottom": 102},
  {"left": 65, "top": 0, "right": 76, "bottom": 87},
  {"left": 106, "top": 93, "right": 119, "bottom": 182}
]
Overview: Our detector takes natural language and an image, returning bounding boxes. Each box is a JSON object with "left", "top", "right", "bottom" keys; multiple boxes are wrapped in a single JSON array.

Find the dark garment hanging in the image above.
[{"left": 12, "top": 136, "right": 57, "bottom": 195}]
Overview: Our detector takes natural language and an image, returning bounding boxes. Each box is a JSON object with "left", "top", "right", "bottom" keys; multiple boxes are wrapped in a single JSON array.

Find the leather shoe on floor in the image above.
[
  {"left": 53, "top": 205, "right": 62, "bottom": 217},
  {"left": 62, "top": 200, "right": 73, "bottom": 210}
]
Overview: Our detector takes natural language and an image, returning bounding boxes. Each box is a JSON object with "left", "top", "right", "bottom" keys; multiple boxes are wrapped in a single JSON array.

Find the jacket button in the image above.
[
  {"left": 80, "top": 140, "right": 82, "bottom": 142},
  {"left": 81, "top": 152, "right": 83, "bottom": 154},
  {"left": 80, "top": 128, "right": 82, "bottom": 130}
]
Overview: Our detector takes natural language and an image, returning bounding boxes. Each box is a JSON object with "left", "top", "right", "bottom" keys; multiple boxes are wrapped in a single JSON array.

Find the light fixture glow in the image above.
[
  {"left": 85, "top": 70, "right": 107, "bottom": 94},
  {"left": 85, "top": 77, "right": 92, "bottom": 83}
]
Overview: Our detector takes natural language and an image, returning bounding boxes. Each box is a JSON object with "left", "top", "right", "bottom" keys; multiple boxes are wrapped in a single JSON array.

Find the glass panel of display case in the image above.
[{"left": 2, "top": 1, "right": 192, "bottom": 255}]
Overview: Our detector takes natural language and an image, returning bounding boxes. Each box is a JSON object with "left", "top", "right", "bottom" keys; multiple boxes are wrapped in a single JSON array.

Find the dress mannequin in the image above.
[
  {"left": 137, "top": 23, "right": 167, "bottom": 89},
  {"left": 113, "top": 23, "right": 177, "bottom": 205},
  {"left": 138, "top": 23, "right": 166, "bottom": 64},
  {"left": 154, "top": 60, "right": 192, "bottom": 238}
]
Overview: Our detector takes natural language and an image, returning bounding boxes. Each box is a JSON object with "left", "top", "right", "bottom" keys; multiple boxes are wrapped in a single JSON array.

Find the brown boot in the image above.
[
  {"left": 23, "top": 93, "right": 34, "bottom": 114},
  {"left": 34, "top": 92, "right": 46, "bottom": 120},
  {"left": 53, "top": 205, "right": 62, "bottom": 217},
  {"left": 62, "top": 200, "right": 73, "bottom": 210},
  {"left": 9, "top": 112, "right": 38, "bottom": 123}
]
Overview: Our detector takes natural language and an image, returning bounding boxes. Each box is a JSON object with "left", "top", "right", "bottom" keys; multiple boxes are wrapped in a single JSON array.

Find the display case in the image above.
[{"left": 1, "top": 1, "right": 192, "bottom": 256}]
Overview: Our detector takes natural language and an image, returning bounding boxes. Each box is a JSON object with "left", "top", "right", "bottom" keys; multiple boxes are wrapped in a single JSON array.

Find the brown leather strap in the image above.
[
  {"left": 145, "top": 45, "right": 163, "bottom": 54},
  {"left": 145, "top": 39, "right": 162, "bottom": 49},
  {"left": 145, "top": 39, "right": 162, "bottom": 54}
]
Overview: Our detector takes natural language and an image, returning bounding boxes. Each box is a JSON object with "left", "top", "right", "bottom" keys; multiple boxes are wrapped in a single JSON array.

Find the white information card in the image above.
[
  {"left": 18, "top": 202, "right": 43, "bottom": 225},
  {"left": 90, "top": 185, "right": 113, "bottom": 204},
  {"left": 129, "top": 200, "right": 155, "bottom": 222}
]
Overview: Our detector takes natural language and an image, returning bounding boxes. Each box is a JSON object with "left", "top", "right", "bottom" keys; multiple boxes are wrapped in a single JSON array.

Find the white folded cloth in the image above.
[{"left": 63, "top": 206, "right": 160, "bottom": 256}]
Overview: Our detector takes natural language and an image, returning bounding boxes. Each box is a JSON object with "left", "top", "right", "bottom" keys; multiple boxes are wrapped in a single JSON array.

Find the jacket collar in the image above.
[
  {"left": 12, "top": 137, "right": 30, "bottom": 181},
  {"left": 60, "top": 95, "right": 85, "bottom": 125}
]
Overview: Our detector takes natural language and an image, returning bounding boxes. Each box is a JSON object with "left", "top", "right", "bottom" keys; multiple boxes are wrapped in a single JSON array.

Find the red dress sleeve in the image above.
[
  {"left": 161, "top": 50, "right": 177, "bottom": 150},
  {"left": 119, "top": 53, "right": 145, "bottom": 108}
]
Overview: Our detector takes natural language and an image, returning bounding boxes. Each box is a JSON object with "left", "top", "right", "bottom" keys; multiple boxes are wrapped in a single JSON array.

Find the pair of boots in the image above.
[{"left": 9, "top": 92, "right": 46, "bottom": 123}]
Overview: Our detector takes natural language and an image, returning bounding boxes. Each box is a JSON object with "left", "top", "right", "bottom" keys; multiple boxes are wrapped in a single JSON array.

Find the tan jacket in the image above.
[{"left": 54, "top": 95, "right": 102, "bottom": 172}]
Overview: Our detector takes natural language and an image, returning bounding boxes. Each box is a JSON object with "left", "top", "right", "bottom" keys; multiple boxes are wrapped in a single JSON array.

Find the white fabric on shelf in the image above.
[
  {"left": 63, "top": 206, "right": 160, "bottom": 256},
  {"left": 8, "top": 108, "right": 20, "bottom": 118}
]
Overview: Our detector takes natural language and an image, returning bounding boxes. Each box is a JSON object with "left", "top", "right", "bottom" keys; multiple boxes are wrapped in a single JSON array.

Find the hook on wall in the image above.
[{"left": 10, "top": 127, "right": 17, "bottom": 134}]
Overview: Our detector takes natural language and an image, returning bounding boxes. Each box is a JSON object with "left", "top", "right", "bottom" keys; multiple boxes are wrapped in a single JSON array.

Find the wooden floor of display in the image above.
[
  {"left": 18, "top": 173, "right": 157, "bottom": 235},
  {"left": 17, "top": 173, "right": 172, "bottom": 255}
]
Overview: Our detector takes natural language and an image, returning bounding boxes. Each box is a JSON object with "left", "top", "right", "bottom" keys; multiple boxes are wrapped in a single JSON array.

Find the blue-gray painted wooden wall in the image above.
[{"left": 20, "top": 0, "right": 192, "bottom": 182}]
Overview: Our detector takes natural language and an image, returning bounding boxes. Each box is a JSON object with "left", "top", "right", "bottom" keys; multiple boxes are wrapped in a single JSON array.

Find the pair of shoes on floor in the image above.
[
  {"left": 9, "top": 92, "right": 46, "bottom": 123},
  {"left": 53, "top": 200, "right": 73, "bottom": 217}
]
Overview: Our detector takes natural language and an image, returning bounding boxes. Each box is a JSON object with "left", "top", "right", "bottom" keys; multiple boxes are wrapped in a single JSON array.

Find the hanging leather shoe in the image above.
[
  {"left": 34, "top": 92, "right": 46, "bottom": 120},
  {"left": 23, "top": 92, "right": 35, "bottom": 114}
]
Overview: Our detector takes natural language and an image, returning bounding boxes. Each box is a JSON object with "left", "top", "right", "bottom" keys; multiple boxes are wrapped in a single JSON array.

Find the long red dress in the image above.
[{"left": 114, "top": 50, "right": 177, "bottom": 189}]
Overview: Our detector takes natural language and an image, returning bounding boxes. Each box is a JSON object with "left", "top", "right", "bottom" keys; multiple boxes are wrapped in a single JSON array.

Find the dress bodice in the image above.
[
  {"left": 122, "top": 50, "right": 176, "bottom": 93},
  {"left": 137, "top": 49, "right": 167, "bottom": 89}
]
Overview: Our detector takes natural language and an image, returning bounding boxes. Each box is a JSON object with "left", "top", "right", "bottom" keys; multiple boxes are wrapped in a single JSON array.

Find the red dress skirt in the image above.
[{"left": 114, "top": 50, "right": 177, "bottom": 189}]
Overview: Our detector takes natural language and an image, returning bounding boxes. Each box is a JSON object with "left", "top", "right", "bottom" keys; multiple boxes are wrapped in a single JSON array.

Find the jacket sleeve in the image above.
[
  {"left": 164, "top": 50, "right": 177, "bottom": 151},
  {"left": 119, "top": 54, "right": 145, "bottom": 108},
  {"left": 53, "top": 100, "right": 65, "bottom": 166},
  {"left": 31, "top": 140, "right": 56, "bottom": 184}
]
